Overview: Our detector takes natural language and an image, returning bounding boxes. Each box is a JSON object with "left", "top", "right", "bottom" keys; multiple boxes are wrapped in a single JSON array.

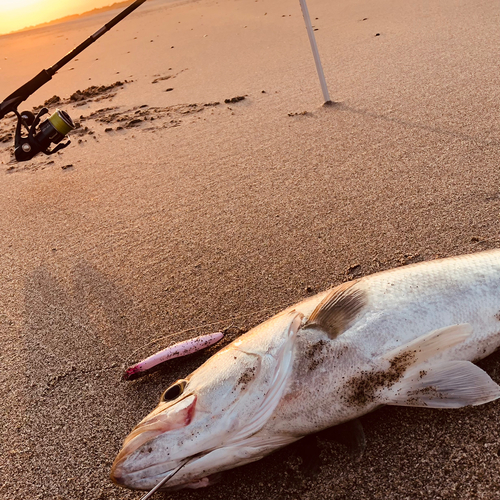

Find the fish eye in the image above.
[{"left": 161, "top": 379, "right": 188, "bottom": 402}]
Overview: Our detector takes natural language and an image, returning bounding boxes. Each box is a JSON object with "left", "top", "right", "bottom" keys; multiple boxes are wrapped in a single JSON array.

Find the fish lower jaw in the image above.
[
  {"left": 110, "top": 466, "right": 214, "bottom": 491},
  {"left": 110, "top": 453, "right": 218, "bottom": 491},
  {"left": 183, "top": 476, "right": 216, "bottom": 489},
  {"left": 168, "top": 472, "right": 222, "bottom": 490}
]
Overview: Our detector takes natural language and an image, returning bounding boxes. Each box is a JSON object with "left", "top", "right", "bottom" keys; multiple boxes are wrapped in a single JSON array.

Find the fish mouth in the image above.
[
  {"left": 111, "top": 434, "right": 299, "bottom": 491},
  {"left": 111, "top": 444, "right": 225, "bottom": 491},
  {"left": 110, "top": 394, "right": 198, "bottom": 490},
  {"left": 110, "top": 453, "right": 212, "bottom": 490}
]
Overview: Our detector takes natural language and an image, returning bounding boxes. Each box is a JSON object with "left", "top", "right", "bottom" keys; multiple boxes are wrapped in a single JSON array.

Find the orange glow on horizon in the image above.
[{"left": 0, "top": 0, "right": 119, "bottom": 35}]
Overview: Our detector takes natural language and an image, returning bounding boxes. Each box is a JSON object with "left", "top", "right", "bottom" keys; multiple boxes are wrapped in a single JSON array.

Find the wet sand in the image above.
[{"left": 1, "top": 0, "right": 500, "bottom": 498}]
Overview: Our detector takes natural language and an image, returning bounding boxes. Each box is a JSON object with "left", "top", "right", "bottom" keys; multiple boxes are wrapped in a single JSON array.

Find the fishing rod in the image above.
[{"left": 0, "top": 0, "right": 148, "bottom": 161}]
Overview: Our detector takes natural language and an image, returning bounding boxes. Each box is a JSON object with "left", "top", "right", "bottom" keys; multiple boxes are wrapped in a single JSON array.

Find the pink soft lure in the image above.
[{"left": 123, "top": 332, "right": 224, "bottom": 380}]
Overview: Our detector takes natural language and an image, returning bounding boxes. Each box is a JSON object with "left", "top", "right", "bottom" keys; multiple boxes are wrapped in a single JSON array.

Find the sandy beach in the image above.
[{"left": 1, "top": 0, "right": 500, "bottom": 498}]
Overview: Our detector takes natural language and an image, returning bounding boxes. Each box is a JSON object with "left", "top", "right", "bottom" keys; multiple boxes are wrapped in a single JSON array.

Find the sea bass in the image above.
[{"left": 111, "top": 249, "right": 500, "bottom": 490}]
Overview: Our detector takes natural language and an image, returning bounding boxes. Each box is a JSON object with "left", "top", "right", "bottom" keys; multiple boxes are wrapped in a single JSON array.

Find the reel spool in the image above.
[{"left": 14, "top": 107, "right": 75, "bottom": 161}]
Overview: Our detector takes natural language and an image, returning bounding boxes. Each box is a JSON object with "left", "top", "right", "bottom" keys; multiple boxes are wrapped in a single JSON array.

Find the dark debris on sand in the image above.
[{"left": 224, "top": 96, "right": 246, "bottom": 104}]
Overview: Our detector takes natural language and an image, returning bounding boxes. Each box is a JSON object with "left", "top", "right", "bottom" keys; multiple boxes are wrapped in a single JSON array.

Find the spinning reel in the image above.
[{"left": 14, "top": 107, "right": 75, "bottom": 161}]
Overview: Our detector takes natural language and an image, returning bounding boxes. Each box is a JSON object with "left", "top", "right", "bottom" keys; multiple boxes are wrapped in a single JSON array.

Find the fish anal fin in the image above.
[
  {"left": 304, "top": 280, "right": 366, "bottom": 339},
  {"left": 383, "top": 360, "right": 500, "bottom": 408}
]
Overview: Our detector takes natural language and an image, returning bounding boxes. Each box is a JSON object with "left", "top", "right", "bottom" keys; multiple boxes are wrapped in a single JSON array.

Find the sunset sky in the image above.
[{"left": 0, "top": 0, "right": 118, "bottom": 35}]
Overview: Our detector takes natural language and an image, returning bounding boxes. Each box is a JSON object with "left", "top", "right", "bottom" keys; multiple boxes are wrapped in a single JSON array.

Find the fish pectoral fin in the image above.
[
  {"left": 303, "top": 280, "right": 367, "bottom": 339},
  {"left": 381, "top": 360, "right": 500, "bottom": 408},
  {"left": 291, "top": 435, "right": 322, "bottom": 476},
  {"left": 318, "top": 418, "right": 366, "bottom": 462},
  {"left": 382, "top": 323, "right": 473, "bottom": 366},
  {"left": 292, "top": 418, "right": 366, "bottom": 475}
]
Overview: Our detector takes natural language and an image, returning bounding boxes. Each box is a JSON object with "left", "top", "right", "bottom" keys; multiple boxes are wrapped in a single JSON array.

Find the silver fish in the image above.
[{"left": 111, "top": 249, "right": 500, "bottom": 490}]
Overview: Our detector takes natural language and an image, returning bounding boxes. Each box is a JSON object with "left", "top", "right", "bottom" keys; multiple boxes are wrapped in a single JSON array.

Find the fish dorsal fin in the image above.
[{"left": 303, "top": 280, "right": 366, "bottom": 339}]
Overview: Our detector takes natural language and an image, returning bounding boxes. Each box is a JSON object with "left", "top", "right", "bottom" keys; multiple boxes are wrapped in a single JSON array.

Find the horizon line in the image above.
[{"left": 0, "top": 1, "right": 132, "bottom": 37}]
